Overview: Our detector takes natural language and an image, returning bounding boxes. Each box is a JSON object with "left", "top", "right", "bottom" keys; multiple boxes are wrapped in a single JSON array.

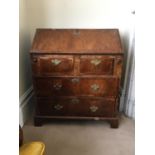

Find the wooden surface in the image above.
[
  {"left": 30, "top": 29, "right": 124, "bottom": 128},
  {"left": 31, "top": 29, "right": 123, "bottom": 54},
  {"left": 34, "top": 77, "right": 118, "bottom": 97},
  {"left": 31, "top": 55, "right": 123, "bottom": 77},
  {"left": 36, "top": 97, "right": 116, "bottom": 117}
]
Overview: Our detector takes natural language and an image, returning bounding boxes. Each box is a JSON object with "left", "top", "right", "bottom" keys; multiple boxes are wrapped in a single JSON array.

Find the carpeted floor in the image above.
[{"left": 23, "top": 115, "right": 134, "bottom": 155}]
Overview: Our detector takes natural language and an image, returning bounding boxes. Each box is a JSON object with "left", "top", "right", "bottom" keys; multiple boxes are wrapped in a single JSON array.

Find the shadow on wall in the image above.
[{"left": 19, "top": 32, "right": 32, "bottom": 96}]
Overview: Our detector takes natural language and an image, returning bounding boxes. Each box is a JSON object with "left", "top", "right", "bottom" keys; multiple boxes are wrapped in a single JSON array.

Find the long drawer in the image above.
[
  {"left": 34, "top": 77, "right": 119, "bottom": 97},
  {"left": 36, "top": 97, "right": 116, "bottom": 117}
]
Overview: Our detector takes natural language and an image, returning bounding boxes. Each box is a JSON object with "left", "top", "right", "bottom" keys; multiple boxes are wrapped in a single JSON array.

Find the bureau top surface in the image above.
[{"left": 30, "top": 29, "right": 123, "bottom": 54}]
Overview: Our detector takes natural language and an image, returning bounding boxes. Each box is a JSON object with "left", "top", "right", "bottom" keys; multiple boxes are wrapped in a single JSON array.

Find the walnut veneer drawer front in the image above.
[
  {"left": 34, "top": 77, "right": 118, "bottom": 97},
  {"left": 34, "top": 77, "right": 78, "bottom": 97},
  {"left": 80, "top": 56, "right": 114, "bottom": 75},
  {"left": 31, "top": 55, "right": 74, "bottom": 76},
  {"left": 37, "top": 97, "right": 116, "bottom": 117},
  {"left": 80, "top": 78, "right": 118, "bottom": 97},
  {"left": 30, "top": 29, "right": 124, "bottom": 128}
]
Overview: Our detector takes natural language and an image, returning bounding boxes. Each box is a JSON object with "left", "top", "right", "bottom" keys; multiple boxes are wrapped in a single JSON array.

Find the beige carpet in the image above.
[{"left": 23, "top": 115, "right": 134, "bottom": 155}]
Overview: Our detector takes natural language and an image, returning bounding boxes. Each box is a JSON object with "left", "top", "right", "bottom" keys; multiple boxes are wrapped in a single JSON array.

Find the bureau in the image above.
[{"left": 30, "top": 29, "right": 123, "bottom": 128}]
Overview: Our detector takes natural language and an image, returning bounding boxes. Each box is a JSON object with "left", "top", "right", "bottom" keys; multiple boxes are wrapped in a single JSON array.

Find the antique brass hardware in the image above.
[
  {"left": 90, "top": 106, "right": 98, "bottom": 112},
  {"left": 53, "top": 83, "right": 62, "bottom": 90},
  {"left": 71, "top": 78, "right": 80, "bottom": 83},
  {"left": 54, "top": 104, "right": 63, "bottom": 110},
  {"left": 51, "top": 59, "right": 61, "bottom": 65},
  {"left": 90, "top": 59, "right": 101, "bottom": 66},
  {"left": 91, "top": 84, "right": 99, "bottom": 91},
  {"left": 32, "top": 58, "right": 37, "bottom": 63},
  {"left": 73, "top": 30, "right": 80, "bottom": 36},
  {"left": 70, "top": 98, "right": 79, "bottom": 104}
]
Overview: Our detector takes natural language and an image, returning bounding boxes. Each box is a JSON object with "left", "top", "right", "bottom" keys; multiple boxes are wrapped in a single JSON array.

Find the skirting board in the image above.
[{"left": 19, "top": 86, "right": 34, "bottom": 127}]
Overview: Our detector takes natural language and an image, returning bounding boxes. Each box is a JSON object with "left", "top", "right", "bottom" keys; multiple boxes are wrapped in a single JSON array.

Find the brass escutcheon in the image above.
[
  {"left": 53, "top": 83, "right": 62, "bottom": 90},
  {"left": 70, "top": 98, "right": 79, "bottom": 104},
  {"left": 91, "top": 59, "right": 101, "bottom": 66},
  {"left": 91, "top": 84, "right": 100, "bottom": 92},
  {"left": 90, "top": 106, "right": 98, "bottom": 112},
  {"left": 71, "top": 78, "right": 80, "bottom": 83},
  {"left": 51, "top": 59, "right": 61, "bottom": 65},
  {"left": 73, "top": 30, "right": 80, "bottom": 36},
  {"left": 54, "top": 104, "right": 63, "bottom": 110}
]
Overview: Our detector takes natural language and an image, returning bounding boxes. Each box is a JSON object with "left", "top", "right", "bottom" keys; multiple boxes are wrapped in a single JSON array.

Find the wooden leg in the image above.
[
  {"left": 34, "top": 117, "right": 43, "bottom": 127},
  {"left": 110, "top": 119, "right": 119, "bottom": 128}
]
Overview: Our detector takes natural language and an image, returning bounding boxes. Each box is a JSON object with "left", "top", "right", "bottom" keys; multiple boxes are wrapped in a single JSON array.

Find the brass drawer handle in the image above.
[
  {"left": 70, "top": 98, "right": 79, "bottom": 104},
  {"left": 54, "top": 104, "right": 63, "bottom": 110},
  {"left": 91, "top": 59, "right": 101, "bottom": 66},
  {"left": 91, "top": 84, "right": 100, "bottom": 92},
  {"left": 71, "top": 78, "right": 80, "bottom": 83},
  {"left": 51, "top": 59, "right": 61, "bottom": 65},
  {"left": 53, "top": 83, "right": 62, "bottom": 90},
  {"left": 90, "top": 106, "right": 98, "bottom": 112}
]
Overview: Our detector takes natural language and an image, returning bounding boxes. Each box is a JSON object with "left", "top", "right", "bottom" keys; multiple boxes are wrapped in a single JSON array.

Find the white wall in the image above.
[
  {"left": 19, "top": 0, "right": 32, "bottom": 96},
  {"left": 19, "top": 0, "right": 34, "bottom": 126}
]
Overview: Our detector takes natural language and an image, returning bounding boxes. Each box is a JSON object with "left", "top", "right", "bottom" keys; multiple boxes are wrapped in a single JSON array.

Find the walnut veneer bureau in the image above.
[{"left": 30, "top": 29, "right": 123, "bottom": 128}]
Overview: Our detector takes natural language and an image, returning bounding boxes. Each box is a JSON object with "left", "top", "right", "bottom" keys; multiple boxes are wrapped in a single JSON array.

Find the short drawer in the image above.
[
  {"left": 36, "top": 97, "right": 116, "bottom": 117},
  {"left": 34, "top": 77, "right": 79, "bottom": 97},
  {"left": 31, "top": 55, "right": 74, "bottom": 76},
  {"left": 34, "top": 77, "right": 118, "bottom": 97},
  {"left": 80, "top": 55, "right": 115, "bottom": 75},
  {"left": 79, "top": 77, "right": 118, "bottom": 97}
]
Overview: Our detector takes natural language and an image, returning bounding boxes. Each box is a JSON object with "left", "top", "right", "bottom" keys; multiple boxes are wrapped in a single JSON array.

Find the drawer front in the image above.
[
  {"left": 31, "top": 55, "right": 74, "bottom": 76},
  {"left": 80, "top": 56, "right": 115, "bottom": 75},
  {"left": 37, "top": 97, "right": 116, "bottom": 117},
  {"left": 34, "top": 77, "right": 118, "bottom": 97},
  {"left": 34, "top": 78, "right": 79, "bottom": 97},
  {"left": 80, "top": 78, "right": 118, "bottom": 97}
]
